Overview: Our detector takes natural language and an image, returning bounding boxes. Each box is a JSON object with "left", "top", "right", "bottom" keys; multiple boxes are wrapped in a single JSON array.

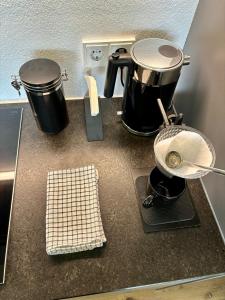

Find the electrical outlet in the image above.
[
  {"left": 90, "top": 49, "right": 104, "bottom": 61},
  {"left": 83, "top": 43, "right": 109, "bottom": 69},
  {"left": 109, "top": 42, "right": 134, "bottom": 55}
]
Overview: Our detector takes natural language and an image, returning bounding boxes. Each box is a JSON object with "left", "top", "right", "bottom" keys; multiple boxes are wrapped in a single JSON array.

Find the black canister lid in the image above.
[{"left": 19, "top": 58, "right": 61, "bottom": 87}]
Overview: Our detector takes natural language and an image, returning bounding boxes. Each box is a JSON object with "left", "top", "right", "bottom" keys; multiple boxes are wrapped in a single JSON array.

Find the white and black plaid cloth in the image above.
[{"left": 46, "top": 165, "right": 106, "bottom": 255}]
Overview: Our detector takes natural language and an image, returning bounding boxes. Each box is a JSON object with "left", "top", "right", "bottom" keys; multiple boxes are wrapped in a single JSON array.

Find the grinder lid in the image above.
[
  {"left": 19, "top": 58, "right": 61, "bottom": 87},
  {"left": 130, "top": 38, "right": 183, "bottom": 70}
]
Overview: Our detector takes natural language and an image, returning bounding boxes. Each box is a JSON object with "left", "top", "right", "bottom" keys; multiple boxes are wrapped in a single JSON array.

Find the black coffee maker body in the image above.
[{"left": 104, "top": 38, "right": 190, "bottom": 136}]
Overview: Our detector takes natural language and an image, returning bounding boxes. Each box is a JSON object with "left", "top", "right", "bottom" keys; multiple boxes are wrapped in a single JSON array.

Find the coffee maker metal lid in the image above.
[
  {"left": 19, "top": 58, "right": 61, "bottom": 87},
  {"left": 130, "top": 38, "right": 183, "bottom": 70}
]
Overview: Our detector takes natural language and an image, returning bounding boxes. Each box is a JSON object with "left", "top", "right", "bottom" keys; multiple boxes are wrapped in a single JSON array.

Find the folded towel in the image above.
[{"left": 46, "top": 165, "right": 106, "bottom": 255}]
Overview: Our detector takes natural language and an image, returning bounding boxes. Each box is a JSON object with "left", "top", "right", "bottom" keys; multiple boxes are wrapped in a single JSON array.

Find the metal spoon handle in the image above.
[
  {"left": 185, "top": 161, "right": 225, "bottom": 176},
  {"left": 157, "top": 98, "right": 170, "bottom": 127}
]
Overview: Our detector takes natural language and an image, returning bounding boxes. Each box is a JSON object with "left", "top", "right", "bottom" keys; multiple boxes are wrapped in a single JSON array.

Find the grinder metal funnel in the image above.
[{"left": 155, "top": 99, "right": 216, "bottom": 179}]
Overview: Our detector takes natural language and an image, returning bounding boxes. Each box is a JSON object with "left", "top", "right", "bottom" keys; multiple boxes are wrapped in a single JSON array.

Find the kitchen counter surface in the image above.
[{"left": 0, "top": 99, "right": 225, "bottom": 300}]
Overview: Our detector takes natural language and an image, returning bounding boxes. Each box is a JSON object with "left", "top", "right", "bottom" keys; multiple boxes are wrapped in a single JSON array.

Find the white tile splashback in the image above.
[{"left": 0, "top": 0, "right": 199, "bottom": 100}]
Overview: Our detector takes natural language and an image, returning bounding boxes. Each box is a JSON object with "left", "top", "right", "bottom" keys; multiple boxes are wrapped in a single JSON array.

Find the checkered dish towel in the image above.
[{"left": 46, "top": 165, "right": 106, "bottom": 255}]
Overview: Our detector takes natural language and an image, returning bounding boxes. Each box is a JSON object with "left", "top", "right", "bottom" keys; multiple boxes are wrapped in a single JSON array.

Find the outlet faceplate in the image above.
[
  {"left": 82, "top": 38, "right": 135, "bottom": 97},
  {"left": 83, "top": 38, "right": 135, "bottom": 69},
  {"left": 84, "top": 43, "right": 109, "bottom": 69}
]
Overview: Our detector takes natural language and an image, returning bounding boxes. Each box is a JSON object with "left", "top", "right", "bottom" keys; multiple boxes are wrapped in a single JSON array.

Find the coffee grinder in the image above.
[{"left": 104, "top": 38, "right": 190, "bottom": 135}]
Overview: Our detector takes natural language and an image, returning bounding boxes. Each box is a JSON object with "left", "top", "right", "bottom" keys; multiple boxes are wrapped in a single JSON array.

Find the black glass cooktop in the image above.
[{"left": 0, "top": 107, "right": 22, "bottom": 284}]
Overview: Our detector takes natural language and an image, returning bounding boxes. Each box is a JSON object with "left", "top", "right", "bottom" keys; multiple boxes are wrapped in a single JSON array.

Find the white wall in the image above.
[
  {"left": 174, "top": 0, "right": 225, "bottom": 242},
  {"left": 0, "top": 0, "right": 198, "bottom": 101}
]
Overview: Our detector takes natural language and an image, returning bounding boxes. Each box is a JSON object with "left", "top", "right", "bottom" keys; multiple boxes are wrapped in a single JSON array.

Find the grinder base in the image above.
[{"left": 135, "top": 175, "right": 200, "bottom": 233}]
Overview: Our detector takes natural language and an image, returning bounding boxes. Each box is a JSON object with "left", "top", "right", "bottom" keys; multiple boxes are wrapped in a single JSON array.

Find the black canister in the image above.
[{"left": 18, "top": 58, "right": 69, "bottom": 134}]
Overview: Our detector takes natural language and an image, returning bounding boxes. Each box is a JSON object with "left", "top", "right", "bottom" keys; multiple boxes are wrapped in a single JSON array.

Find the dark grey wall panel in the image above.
[{"left": 174, "top": 0, "right": 225, "bottom": 241}]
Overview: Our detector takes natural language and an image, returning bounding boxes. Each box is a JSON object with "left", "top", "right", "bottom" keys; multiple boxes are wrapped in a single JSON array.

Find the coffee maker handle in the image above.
[{"left": 104, "top": 53, "right": 133, "bottom": 98}]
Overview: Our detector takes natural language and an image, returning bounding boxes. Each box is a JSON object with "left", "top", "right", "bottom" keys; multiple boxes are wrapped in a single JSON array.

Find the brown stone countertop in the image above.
[{"left": 0, "top": 99, "right": 225, "bottom": 300}]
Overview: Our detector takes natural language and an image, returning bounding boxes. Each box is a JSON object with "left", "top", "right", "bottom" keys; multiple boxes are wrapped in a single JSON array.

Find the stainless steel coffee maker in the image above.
[{"left": 104, "top": 38, "right": 190, "bottom": 135}]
